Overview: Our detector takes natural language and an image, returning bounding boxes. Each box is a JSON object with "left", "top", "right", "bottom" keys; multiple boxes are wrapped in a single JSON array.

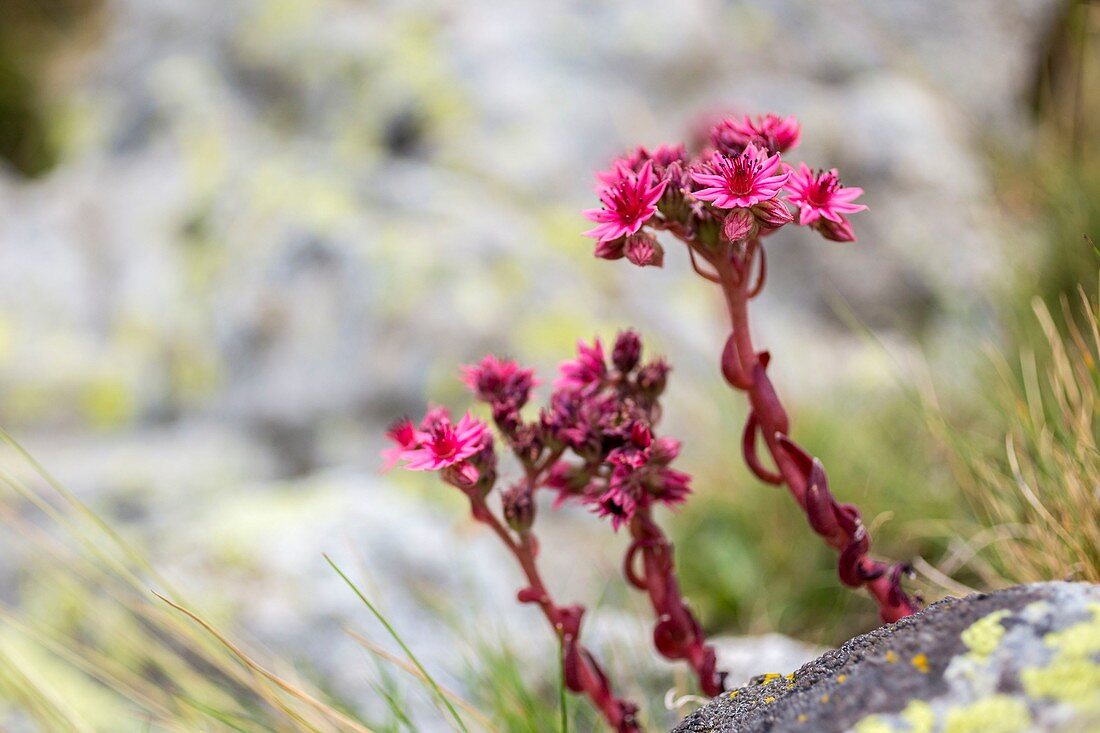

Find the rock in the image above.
[
  {"left": 712, "top": 634, "right": 825, "bottom": 690},
  {"left": 672, "top": 582, "right": 1100, "bottom": 733}
]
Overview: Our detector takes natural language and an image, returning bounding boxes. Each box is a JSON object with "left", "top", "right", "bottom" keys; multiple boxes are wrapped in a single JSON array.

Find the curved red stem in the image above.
[
  {"left": 627, "top": 509, "right": 725, "bottom": 696},
  {"left": 742, "top": 413, "right": 784, "bottom": 485},
  {"left": 685, "top": 238, "right": 917, "bottom": 623}
]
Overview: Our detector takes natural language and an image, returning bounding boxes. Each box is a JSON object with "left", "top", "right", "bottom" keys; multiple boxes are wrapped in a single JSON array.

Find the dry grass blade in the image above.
[
  {"left": 345, "top": 629, "right": 498, "bottom": 732},
  {"left": 153, "top": 592, "right": 377, "bottom": 733},
  {"left": 936, "top": 279, "right": 1100, "bottom": 586}
]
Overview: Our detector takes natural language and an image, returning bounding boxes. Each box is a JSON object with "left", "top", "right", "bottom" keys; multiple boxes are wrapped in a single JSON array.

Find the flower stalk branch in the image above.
[{"left": 583, "top": 111, "right": 918, "bottom": 622}]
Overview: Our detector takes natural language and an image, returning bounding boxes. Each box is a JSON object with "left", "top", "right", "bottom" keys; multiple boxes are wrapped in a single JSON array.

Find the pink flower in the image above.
[
  {"left": 648, "top": 436, "right": 681, "bottom": 465},
  {"left": 785, "top": 164, "right": 866, "bottom": 227},
  {"left": 691, "top": 146, "right": 789, "bottom": 209},
  {"left": 591, "top": 482, "right": 639, "bottom": 531},
  {"left": 595, "top": 144, "right": 687, "bottom": 186},
  {"left": 382, "top": 417, "right": 418, "bottom": 470},
  {"left": 461, "top": 355, "right": 537, "bottom": 407},
  {"left": 650, "top": 467, "right": 691, "bottom": 507},
  {"left": 584, "top": 160, "right": 668, "bottom": 243},
  {"left": 713, "top": 114, "right": 801, "bottom": 154},
  {"left": 401, "top": 412, "right": 490, "bottom": 472},
  {"left": 419, "top": 405, "right": 452, "bottom": 431},
  {"left": 555, "top": 338, "right": 607, "bottom": 391}
]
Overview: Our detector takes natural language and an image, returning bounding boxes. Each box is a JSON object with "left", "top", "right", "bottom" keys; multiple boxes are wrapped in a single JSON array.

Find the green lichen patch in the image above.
[
  {"left": 942, "top": 695, "right": 1032, "bottom": 733},
  {"left": 1021, "top": 604, "right": 1100, "bottom": 711},
  {"left": 960, "top": 609, "right": 1011, "bottom": 659}
]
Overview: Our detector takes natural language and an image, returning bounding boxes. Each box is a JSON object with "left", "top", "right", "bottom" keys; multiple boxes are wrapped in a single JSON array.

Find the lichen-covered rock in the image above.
[{"left": 673, "top": 582, "right": 1100, "bottom": 733}]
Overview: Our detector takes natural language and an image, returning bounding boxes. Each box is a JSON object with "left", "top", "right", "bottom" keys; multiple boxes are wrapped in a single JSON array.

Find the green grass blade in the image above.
[{"left": 323, "top": 554, "right": 470, "bottom": 733}]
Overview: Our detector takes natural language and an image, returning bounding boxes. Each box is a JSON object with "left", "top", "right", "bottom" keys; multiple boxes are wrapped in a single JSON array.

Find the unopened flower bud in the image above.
[
  {"left": 492, "top": 402, "right": 522, "bottom": 434},
  {"left": 637, "top": 359, "right": 670, "bottom": 396},
  {"left": 442, "top": 461, "right": 479, "bottom": 489},
  {"left": 816, "top": 217, "right": 856, "bottom": 242},
  {"left": 722, "top": 208, "right": 756, "bottom": 242},
  {"left": 649, "top": 436, "right": 681, "bottom": 465},
  {"left": 752, "top": 198, "right": 793, "bottom": 230},
  {"left": 593, "top": 237, "right": 626, "bottom": 260},
  {"left": 502, "top": 484, "right": 536, "bottom": 532},
  {"left": 624, "top": 232, "right": 664, "bottom": 268},
  {"left": 612, "top": 330, "right": 642, "bottom": 373}
]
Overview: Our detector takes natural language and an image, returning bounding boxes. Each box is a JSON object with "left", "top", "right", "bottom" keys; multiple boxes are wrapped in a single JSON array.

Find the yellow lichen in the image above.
[
  {"left": 911, "top": 653, "right": 930, "bottom": 674},
  {"left": 961, "top": 609, "right": 1011, "bottom": 659},
  {"left": 837, "top": 674, "right": 848, "bottom": 684},
  {"left": 885, "top": 650, "right": 899, "bottom": 664},
  {"left": 820, "top": 694, "right": 830, "bottom": 703},
  {"left": 760, "top": 672, "right": 782, "bottom": 684},
  {"left": 942, "top": 695, "right": 1031, "bottom": 733},
  {"left": 728, "top": 690, "right": 739, "bottom": 699},
  {"left": 1021, "top": 604, "right": 1100, "bottom": 710},
  {"left": 852, "top": 716, "right": 898, "bottom": 733},
  {"left": 785, "top": 673, "right": 795, "bottom": 681},
  {"left": 797, "top": 713, "right": 808, "bottom": 723},
  {"left": 899, "top": 700, "right": 935, "bottom": 733},
  {"left": 852, "top": 700, "right": 935, "bottom": 733},
  {"left": 764, "top": 696, "right": 775, "bottom": 704}
]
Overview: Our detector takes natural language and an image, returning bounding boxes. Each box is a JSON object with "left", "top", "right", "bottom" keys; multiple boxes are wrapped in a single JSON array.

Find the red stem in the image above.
[
  {"left": 627, "top": 508, "right": 724, "bottom": 695},
  {"left": 702, "top": 239, "right": 916, "bottom": 623},
  {"left": 468, "top": 493, "right": 642, "bottom": 731}
]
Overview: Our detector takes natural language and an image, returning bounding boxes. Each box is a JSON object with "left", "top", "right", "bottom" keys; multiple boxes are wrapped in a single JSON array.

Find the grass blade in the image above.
[{"left": 323, "top": 554, "right": 470, "bottom": 733}]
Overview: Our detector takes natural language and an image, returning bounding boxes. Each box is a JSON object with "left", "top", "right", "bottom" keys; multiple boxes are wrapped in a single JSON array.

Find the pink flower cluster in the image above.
[
  {"left": 541, "top": 333, "right": 688, "bottom": 529},
  {"left": 386, "top": 333, "right": 688, "bottom": 533},
  {"left": 583, "top": 113, "right": 867, "bottom": 258},
  {"left": 385, "top": 331, "right": 720, "bottom": 727}
]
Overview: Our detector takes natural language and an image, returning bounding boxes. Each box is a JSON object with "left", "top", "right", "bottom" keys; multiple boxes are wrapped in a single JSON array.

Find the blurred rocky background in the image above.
[{"left": 0, "top": 0, "right": 1096, "bottom": 730}]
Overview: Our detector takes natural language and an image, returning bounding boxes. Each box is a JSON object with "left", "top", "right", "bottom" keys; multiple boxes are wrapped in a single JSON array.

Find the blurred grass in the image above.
[
  {"left": 0, "top": 424, "right": 649, "bottom": 732},
  {"left": 933, "top": 286, "right": 1100, "bottom": 587},
  {"left": 0, "top": 427, "right": 480, "bottom": 732}
]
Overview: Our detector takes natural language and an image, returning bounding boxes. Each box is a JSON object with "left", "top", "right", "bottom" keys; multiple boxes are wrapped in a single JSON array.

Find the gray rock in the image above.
[{"left": 672, "top": 582, "right": 1100, "bottom": 732}]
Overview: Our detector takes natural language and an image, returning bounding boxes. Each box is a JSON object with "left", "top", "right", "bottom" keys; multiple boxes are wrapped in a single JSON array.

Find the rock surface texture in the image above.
[{"left": 673, "top": 582, "right": 1100, "bottom": 733}]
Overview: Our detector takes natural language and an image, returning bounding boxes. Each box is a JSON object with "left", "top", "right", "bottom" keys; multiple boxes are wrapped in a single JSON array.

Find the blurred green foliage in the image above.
[{"left": 672, "top": 380, "right": 968, "bottom": 646}]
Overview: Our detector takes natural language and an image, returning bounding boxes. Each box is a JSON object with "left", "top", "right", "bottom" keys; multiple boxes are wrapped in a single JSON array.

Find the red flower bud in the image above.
[
  {"left": 624, "top": 232, "right": 664, "bottom": 268},
  {"left": 721, "top": 208, "right": 756, "bottom": 242},
  {"left": 612, "top": 330, "right": 643, "bottom": 373},
  {"left": 593, "top": 237, "right": 626, "bottom": 260},
  {"left": 636, "top": 359, "right": 670, "bottom": 396},
  {"left": 816, "top": 216, "right": 856, "bottom": 242},
  {"left": 502, "top": 483, "right": 536, "bottom": 532},
  {"left": 752, "top": 198, "right": 794, "bottom": 231}
]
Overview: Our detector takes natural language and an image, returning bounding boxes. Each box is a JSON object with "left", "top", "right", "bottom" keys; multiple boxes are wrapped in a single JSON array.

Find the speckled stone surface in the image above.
[{"left": 672, "top": 582, "right": 1100, "bottom": 733}]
